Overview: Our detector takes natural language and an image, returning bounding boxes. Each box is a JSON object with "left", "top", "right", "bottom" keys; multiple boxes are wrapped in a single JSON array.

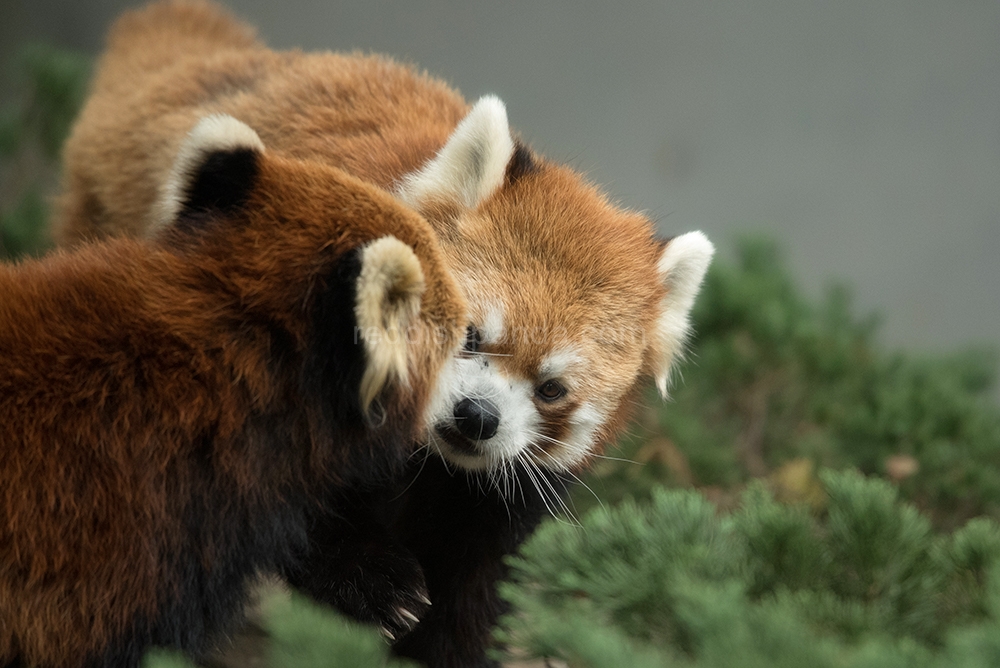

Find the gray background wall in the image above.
[{"left": 3, "top": 0, "right": 999, "bottom": 373}]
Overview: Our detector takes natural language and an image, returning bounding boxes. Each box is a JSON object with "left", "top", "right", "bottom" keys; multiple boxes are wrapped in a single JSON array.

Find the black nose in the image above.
[{"left": 453, "top": 397, "right": 501, "bottom": 441}]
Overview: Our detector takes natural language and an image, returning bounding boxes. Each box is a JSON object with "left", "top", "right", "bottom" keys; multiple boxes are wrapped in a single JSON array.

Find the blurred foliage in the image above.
[
  {"left": 579, "top": 235, "right": 1000, "bottom": 530},
  {"left": 500, "top": 472, "right": 1000, "bottom": 667},
  {"left": 1, "top": 44, "right": 89, "bottom": 259},
  {"left": 143, "top": 591, "right": 414, "bottom": 668}
]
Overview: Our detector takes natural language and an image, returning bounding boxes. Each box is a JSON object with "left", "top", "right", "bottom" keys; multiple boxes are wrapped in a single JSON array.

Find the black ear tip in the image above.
[
  {"left": 506, "top": 139, "right": 539, "bottom": 184},
  {"left": 183, "top": 147, "right": 260, "bottom": 214},
  {"left": 157, "top": 115, "right": 265, "bottom": 229}
]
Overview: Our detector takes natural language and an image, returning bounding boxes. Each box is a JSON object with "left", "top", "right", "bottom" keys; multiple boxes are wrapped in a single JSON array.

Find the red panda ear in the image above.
[
  {"left": 649, "top": 231, "right": 715, "bottom": 398},
  {"left": 153, "top": 114, "right": 265, "bottom": 234},
  {"left": 396, "top": 95, "right": 514, "bottom": 211},
  {"left": 354, "top": 235, "right": 427, "bottom": 414}
]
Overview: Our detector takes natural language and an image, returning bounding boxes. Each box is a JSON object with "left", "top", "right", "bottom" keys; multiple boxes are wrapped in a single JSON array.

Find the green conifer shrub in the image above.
[{"left": 500, "top": 472, "right": 1000, "bottom": 668}]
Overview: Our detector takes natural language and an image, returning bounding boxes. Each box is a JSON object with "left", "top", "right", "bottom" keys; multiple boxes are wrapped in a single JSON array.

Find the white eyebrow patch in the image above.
[
  {"left": 479, "top": 303, "right": 506, "bottom": 344},
  {"left": 539, "top": 346, "right": 584, "bottom": 379}
]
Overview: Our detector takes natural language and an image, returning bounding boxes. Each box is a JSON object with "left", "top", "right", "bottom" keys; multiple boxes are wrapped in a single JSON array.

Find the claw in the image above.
[
  {"left": 378, "top": 625, "right": 396, "bottom": 641},
  {"left": 418, "top": 593, "right": 432, "bottom": 606},
  {"left": 397, "top": 607, "right": 421, "bottom": 625}
]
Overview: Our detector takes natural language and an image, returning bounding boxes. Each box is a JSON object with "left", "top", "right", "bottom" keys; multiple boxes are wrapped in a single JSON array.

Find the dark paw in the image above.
[
  {"left": 292, "top": 541, "right": 431, "bottom": 640},
  {"left": 336, "top": 547, "right": 431, "bottom": 640}
]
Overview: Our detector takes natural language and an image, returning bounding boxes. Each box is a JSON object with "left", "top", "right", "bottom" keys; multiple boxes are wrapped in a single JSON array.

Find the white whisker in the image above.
[
  {"left": 531, "top": 458, "right": 579, "bottom": 525},
  {"left": 587, "top": 453, "right": 642, "bottom": 466},
  {"left": 391, "top": 445, "right": 433, "bottom": 501},
  {"left": 515, "top": 429, "right": 607, "bottom": 518},
  {"left": 426, "top": 431, "right": 454, "bottom": 476},
  {"left": 512, "top": 457, "right": 526, "bottom": 507},
  {"left": 523, "top": 428, "right": 643, "bottom": 468},
  {"left": 520, "top": 454, "right": 579, "bottom": 527},
  {"left": 537, "top": 451, "right": 605, "bottom": 516}
]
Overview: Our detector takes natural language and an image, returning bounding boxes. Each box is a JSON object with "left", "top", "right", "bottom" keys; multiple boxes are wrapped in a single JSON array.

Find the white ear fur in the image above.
[
  {"left": 152, "top": 114, "right": 265, "bottom": 234},
  {"left": 653, "top": 231, "right": 715, "bottom": 397},
  {"left": 355, "top": 235, "right": 427, "bottom": 413},
  {"left": 396, "top": 95, "right": 515, "bottom": 210}
]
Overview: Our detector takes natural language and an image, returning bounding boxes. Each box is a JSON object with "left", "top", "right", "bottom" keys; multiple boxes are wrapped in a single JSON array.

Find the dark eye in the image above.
[
  {"left": 463, "top": 325, "right": 482, "bottom": 353},
  {"left": 536, "top": 379, "right": 567, "bottom": 402}
]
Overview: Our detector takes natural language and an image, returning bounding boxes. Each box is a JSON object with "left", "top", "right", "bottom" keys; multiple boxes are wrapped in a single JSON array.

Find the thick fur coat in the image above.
[
  {"left": 55, "top": 3, "right": 714, "bottom": 666},
  {"left": 1, "top": 117, "right": 464, "bottom": 668}
]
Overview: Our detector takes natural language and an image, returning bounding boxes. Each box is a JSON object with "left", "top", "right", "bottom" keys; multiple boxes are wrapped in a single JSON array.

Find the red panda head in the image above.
[
  {"left": 397, "top": 97, "right": 713, "bottom": 475},
  {"left": 156, "top": 114, "right": 467, "bottom": 447}
]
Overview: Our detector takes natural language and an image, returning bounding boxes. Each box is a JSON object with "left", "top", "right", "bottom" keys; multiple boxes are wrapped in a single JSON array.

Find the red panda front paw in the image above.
[
  {"left": 290, "top": 538, "right": 431, "bottom": 640},
  {"left": 337, "top": 545, "right": 431, "bottom": 640}
]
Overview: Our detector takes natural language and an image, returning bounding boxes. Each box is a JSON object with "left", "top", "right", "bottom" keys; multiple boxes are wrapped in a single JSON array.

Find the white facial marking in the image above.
[
  {"left": 421, "top": 308, "right": 611, "bottom": 475},
  {"left": 425, "top": 355, "right": 541, "bottom": 472},
  {"left": 557, "top": 402, "right": 606, "bottom": 469},
  {"left": 539, "top": 346, "right": 584, "bottom": 380},
  {"left": 479, "top": 303, "right": 505, "bottom": 345}
]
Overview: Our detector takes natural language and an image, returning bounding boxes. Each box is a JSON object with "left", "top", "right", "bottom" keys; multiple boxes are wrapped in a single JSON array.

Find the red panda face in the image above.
[{"left": 398, "top": 98, "right": 714, "bottom": 475}]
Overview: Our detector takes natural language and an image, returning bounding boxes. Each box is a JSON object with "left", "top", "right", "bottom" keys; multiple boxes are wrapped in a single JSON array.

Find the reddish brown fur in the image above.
[
  {"left": 56, "top": 0, "right": 466, "bottom": 244},
  {"left": 56, "top": 0, "right": 673, "bottom": 467},
  {"left": 1, "top": 152, "right": 464, "bottom": 667}
]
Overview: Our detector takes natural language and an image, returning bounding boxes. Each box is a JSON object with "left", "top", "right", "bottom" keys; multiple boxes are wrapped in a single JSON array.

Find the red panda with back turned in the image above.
[
  {"left": 0, "top": 115, "right": 465, "bottom": 668},
  {"left": 55, "top": 2, "right": 715, "bottom": 666}
]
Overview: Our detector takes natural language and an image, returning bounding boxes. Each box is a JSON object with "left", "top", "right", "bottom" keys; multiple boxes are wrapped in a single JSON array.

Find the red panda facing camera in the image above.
[
  {"left": 397, "top": 98, "right": 713, "bottom": 476},
  {"left": 0, "top": 115, "right": 465, "bottom": 668},
  {"left": 54, "top": 2, "right": 714, "bottom": 666}
]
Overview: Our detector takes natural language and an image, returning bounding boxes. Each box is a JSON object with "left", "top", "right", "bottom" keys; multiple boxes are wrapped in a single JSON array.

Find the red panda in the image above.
[
  {"left": 54, "top": 2, "right": 714, "bottom": 666},
  {"left": 1, "top": 115, "right": 465, "bottom": 668}
]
